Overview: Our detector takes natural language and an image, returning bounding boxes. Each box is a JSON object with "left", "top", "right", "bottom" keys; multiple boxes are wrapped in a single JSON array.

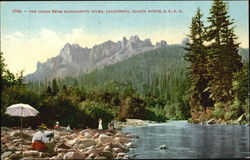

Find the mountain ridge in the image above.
[{"left": 25, "top": 35, "right": 168, "bottom": 81}]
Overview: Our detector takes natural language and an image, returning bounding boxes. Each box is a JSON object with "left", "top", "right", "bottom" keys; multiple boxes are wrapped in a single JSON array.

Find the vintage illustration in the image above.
[{"left": 1, "top": 1, "right": 249, "bottom": 159}]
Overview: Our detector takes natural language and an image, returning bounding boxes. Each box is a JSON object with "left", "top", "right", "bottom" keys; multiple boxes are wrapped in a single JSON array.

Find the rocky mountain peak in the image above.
[
  {"left": 156, "top": 40, "right": 168, "bottom": 47},
  {"left": 129, "top": 35, "right": 140, "bottom": 43},
  {"left": 25, "top": 35, "right": 163, "bottom": 81}
]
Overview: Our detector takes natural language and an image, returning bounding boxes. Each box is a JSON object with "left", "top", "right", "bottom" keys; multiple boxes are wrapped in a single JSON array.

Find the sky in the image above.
[{"left": 1, "top": 1, "right": 249, "bottom": 75}]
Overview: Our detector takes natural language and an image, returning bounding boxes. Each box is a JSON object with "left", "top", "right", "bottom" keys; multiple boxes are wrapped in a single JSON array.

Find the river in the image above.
[{"left": 122, "top": 120, "right": 250, "bottom": 159}]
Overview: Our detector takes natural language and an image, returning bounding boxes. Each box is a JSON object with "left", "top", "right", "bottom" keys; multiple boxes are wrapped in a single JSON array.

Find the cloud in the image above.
[
  {"left": 0, "top": 28, "right": 192, "bottom": 76},
  {"left": 2, "top": 28, "right": 247, "bottom": 76},
  {"left": 1, "top": 28, "right": 128, "bottom": 75}
]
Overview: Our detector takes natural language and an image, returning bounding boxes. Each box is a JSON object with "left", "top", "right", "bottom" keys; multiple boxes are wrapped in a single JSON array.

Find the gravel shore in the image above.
[{"left": 1, "top": 126, "right": 139, "bottom": 159}]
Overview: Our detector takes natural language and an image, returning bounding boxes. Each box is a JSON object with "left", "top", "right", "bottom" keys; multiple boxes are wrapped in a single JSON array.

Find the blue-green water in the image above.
[{"left": 123, "top": 121, "right": 250, "bottom": 159}]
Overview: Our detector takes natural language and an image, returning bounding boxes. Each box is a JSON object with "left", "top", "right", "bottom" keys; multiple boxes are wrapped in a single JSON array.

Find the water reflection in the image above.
[{"left": 123, "top": 121, "right": 250, "bottom": 159}]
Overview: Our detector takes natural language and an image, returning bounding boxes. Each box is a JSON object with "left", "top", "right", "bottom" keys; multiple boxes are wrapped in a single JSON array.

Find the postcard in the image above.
[{"left": 1, "top": 1, "right": 249, "bottom": 159}]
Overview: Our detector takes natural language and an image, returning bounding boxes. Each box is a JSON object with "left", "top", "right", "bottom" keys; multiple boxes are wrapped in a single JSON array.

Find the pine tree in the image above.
[
  {"left": 52, "top": 78, "right": 59, "bottom": 95},
  {"left": 63, "top": 84, "right": 67, "bottom": 91},
  {"left": 205, "top": 0, "right": 243, "bottom": 103},
  {"left": 184, "top": 8, "right": 214, "bottom": 114},
  {"left": 47, "top": 86, "right": 52, "bottom": 94}
]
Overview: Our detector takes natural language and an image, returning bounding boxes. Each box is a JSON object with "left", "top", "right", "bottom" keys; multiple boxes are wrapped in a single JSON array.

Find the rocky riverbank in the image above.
[
  {"left": 113, "top": 119, "right": 157, "bottom": 129},
  {"left": 189, "top": 113, "right": 249, "bottom": 125},
  {"left": 1, "top": 127, "right": 139, "bottom": 160}
]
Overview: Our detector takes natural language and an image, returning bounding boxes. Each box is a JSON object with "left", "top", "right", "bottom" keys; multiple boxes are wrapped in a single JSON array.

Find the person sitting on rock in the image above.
[
  {"left": 66, "top": 125, "right": 72, "bottom": 132},
  {"left": 108, "top": 122, "right": 114, "bottom": 131},
  {"left": 31, "top": 124, "right": 49, "bottom": 151},
  {"left": 54, "top": 121, "right": 60, "bottom": 130}
]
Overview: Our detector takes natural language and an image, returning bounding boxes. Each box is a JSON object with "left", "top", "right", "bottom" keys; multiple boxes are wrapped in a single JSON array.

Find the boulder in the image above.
[
  {"left": 95, "top": 156, "right": 107, "bottom": 159},
  {"left": 57, "top": 153, "right": 64, "bottom": 159},
  {"left": 124, "top": 154, "right": 137, "bottom": 159},
  {"left": 1, "top": 136, "right": 10, "bottom": 143},
  {"left": 80, "top": 129, "right": 95, "bottom": 137},
  {"left": 125, "top": 142, "right": 136, "bottom": 148},
  {"left": 70, "top": 133, "right": 78, "bottom": 138},
  {"left": 106, "top": 132, "right": 114, "bottom": 136},
  {"left": 87, "top": 153, "right": 97, "bottom": 159},
  {"left": 93, "top": 133, "right": 100, "bottom": 139},
  {"left": 114, "top": 137, "right": 129, "bottom": 144},
  {"left": 9, "top": 153, "right": 22, "bottom": 159},
  {"left": 117, "top": 152, "right": 126, "bottom": 157},
  {"left": 72, "top": 143, "right": 79, "bottom": 149},
  {"left": 159, "top": 144, "right": 168, "bottom": 150},
  {"left": 8, "top": 145, "right": 16, "bottom": 151},
  {"left": 78, "top": 140, "right": 96, "bottom": 149},
  {"left": 56, "top": 143, "right": 71, "bottom": 149},
  {"left": 55, "top": 148, "right": 68, "bottom": 153},
  {"left": 1, "top": 151, "right": 12, "bottom": 159},
  {"left": 112, "top": 139, "right": 125, "bottom": 149},
  {"left": 101, "top": 151, "right": 114, "bottom": 158},
  {"left": 21, "top": 157, "right": 37, "bottom": 160},
  {"left": 23, "top": 150, "right": 40, "bottom": 157},
  {"left": 95, "top": 142, "right": 103, "bottom": 148},
  {"left": 86, "top": 148, "right": 103, "bottom": 155},
  {"left": 104, "top": 145, "right": 111, "bottom": 151},
  {"left": 67, "top": 138, "right": 78, "bottom": 146},
  {"left": 99, "top": 134, "right": 114, "bottom": 145},
  {"left": 13, "top": 132, "right": 30, "bottom": 139},
  {"left": 22, "top": 145, "right": 32, "bottom": 150},
  {"left": 112, "top": 147, "right": 122, "bottom": 153},
  {"left": 84, "top": 132, "right": 93, "bottom": 139},
  {"left": 115, "top": 132, "right": 126, "bottom": 137},
  {"left": 63, "top": 151, "right": 84, "bottom": 159}
]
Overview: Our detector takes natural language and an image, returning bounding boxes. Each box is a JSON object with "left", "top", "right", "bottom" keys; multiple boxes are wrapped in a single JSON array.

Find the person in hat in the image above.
[{"left": 31, "top": 124, "right": 49, "bottom": 151}]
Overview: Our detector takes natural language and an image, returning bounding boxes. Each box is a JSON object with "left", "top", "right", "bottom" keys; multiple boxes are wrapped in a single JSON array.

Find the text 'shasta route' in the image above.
[{"left": 12, "top": 9, "right": 183, "bottom": 14}]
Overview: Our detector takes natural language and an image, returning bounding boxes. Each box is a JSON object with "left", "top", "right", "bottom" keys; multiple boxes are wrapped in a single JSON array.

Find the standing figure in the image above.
[{"left": 98, "top": 118, "right": 103, "bottom": 130}]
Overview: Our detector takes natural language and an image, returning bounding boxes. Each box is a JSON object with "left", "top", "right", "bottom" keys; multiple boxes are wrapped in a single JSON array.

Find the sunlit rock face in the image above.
[{"left": 25, "top": 35, "right": 166, "bottom": 81}]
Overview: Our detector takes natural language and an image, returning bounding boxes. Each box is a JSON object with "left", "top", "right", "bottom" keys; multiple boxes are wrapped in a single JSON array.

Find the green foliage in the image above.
[
  {"left": 184, "top": 7, "right": 214, "bottom": 115},
  {"left": 117, "top": 96, "right": 147, "bottom": 120},
  {"left": 205, "top": 0, "right": 243, "bottom": 103},
  {"left": 52, "top": 78, "right": 59, "bottom": 95},
  {"left": 233, "top": 62, "right": 249, "bottom": 104},
  {"left": 212, "top": 102, "right": 225, "bottom": 119},
  {"left": 225, "top": 98, "right": 249, "bottom": 121},
  {"left": 145, "top": 107, "right": 167, "bottom": 122},
  {"left": 1, "top": 84, "right": 41, "bottom": 128},
  {"left": 37, "top": 88, "right": 86, "bottom": 128},
  {"left": 80, "top": 101, "right": 115, "bottom": 129},
  {"left": 165, "top": 103, "right": 190, "bottom": 120}
]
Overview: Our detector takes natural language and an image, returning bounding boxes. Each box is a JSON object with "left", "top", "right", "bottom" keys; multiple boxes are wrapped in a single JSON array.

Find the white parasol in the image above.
[{"left": 5, "top": 103, "right": 39, "bottom": 151}]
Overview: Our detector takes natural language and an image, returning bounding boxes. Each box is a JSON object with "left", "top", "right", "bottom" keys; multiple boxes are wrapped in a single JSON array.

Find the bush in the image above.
[
  {"left": 145, "top": 107, "right": 167, "bottom": 122},
  {"left": 80, "top": 101, "right": 114, "bottom": 129},
  {"left": 37, "top": 89, "right": 86, "bottom": 129},
  {"left": 117, "top": 96, "right": 146, "bottom": 120},
  {"left": 212, "top": 102, "right": 225, "bottom": 119},
  {"left": 165, "top": 102, "right": 190, "bottom": 120}
]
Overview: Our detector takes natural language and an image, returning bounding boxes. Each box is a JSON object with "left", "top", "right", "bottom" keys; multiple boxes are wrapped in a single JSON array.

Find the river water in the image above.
[{"left": 123, "top": 120, "right": 250, "bottom": 159}]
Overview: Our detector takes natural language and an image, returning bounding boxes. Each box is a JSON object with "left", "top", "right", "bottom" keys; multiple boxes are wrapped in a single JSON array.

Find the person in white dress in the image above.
[{"left": 98, "top": 118, "right": 103, "bottom": 130}]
